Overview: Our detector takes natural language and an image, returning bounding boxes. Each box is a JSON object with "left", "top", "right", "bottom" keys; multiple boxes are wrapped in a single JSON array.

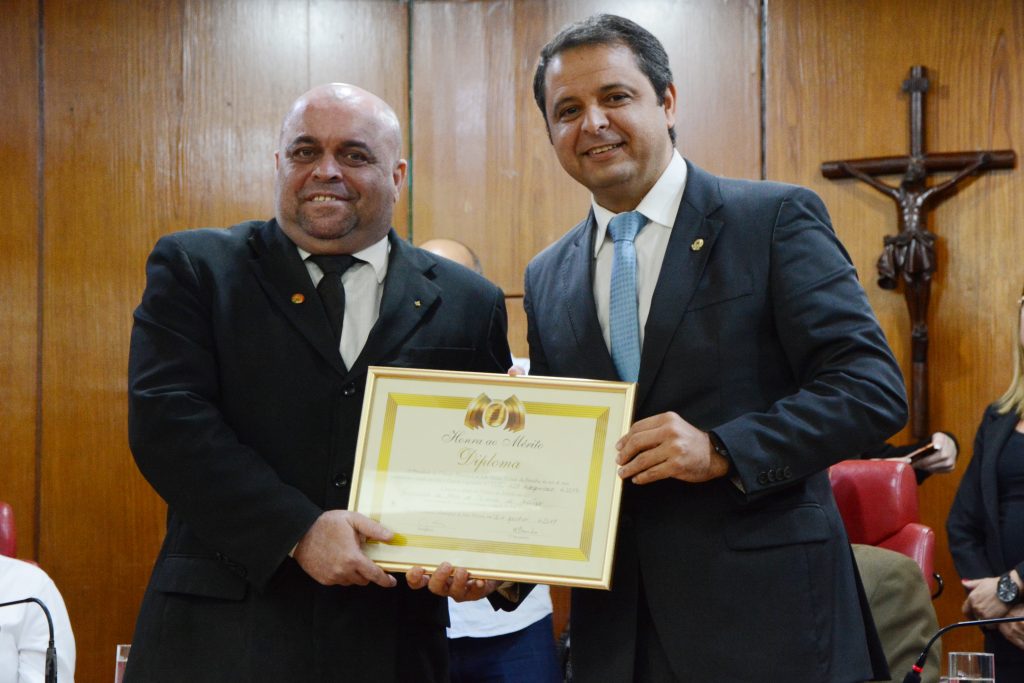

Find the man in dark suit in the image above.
[
  {"left": 523, "top": 14, "right": 908, "bottom": 682},
  {"left": 126, "top": 83, "right": 513, "bottom": 681}
]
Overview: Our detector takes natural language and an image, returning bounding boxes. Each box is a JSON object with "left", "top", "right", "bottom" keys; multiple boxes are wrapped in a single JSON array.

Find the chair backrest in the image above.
[
  {"left": 0, "top": 501, "right": 16, "bottom": 557},
  {"left": 828, "top": 459, "right": 936, "bottom": 591}
]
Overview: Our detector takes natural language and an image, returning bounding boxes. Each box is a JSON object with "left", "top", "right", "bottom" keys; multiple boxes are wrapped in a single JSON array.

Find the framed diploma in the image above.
[{"left": 348, "top": 366, "right": 635, "bottom": 589}]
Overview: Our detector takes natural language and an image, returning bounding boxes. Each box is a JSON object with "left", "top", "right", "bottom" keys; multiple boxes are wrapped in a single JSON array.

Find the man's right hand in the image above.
[
  {"left": 961, "top": 576, "right": 1009, "bottom": 620},
  {"left": 911, "top": 431, "right": 957, "bottom": 474},
  {"left": 292, "top": 510, "right": 397, "bottom": 588}
]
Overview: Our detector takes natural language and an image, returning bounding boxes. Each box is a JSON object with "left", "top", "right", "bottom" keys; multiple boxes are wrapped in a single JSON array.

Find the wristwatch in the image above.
[
  {"left": 997, "top": 571, "right": 1021, "bottom": 605},
  {"left": 707, "top": 431, "right": 730, "bottom": 459}
]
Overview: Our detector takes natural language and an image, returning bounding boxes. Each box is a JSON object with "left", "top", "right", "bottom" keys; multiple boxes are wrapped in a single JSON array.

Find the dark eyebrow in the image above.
[
  {"left": 550, "top": 82, "right": 637, "bottom": 115},
  {"left": 598, "top": 82, "right": 636, "bottom": 95},
  {"left": 549, "top": 94, "right": 578, "bottom": 115},
  {"left": 285, "top": 135, "right": 321, "bottom": 152},
  {"left": 287, "top": 136, "right": 375, "bottom": 154},
  {"left": 343, "top": 140, "right": 374, "bottom": 155}
]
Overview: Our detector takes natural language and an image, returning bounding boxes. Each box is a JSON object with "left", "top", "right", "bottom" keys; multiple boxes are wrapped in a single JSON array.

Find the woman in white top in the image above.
[{"left": 0, "top": 555, "right": 76, "bottom": 683}]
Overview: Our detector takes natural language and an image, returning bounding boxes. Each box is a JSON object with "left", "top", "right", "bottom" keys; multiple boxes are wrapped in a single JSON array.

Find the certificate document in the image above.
[{"left": 348, "top": 366, "right": 635, "bottom": 589}]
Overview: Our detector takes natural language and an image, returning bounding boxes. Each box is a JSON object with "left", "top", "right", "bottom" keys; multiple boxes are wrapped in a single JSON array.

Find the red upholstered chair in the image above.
[
  {"left": 0, "top": 501, "right": 16, "bottom": 557},
  {"left": 828, "top": 459, "right": 940, "bottom": 596}
]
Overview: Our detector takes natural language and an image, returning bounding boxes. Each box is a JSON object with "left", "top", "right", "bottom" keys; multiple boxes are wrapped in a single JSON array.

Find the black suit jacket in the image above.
[
  {"left": 947, "top": 403, "right": 1024, "bottom": 581},
  {"left": 126, "top": 220, "right": 512, "bottom": 682},
  {"left": 523, "top": 162, "right": 907, "bottom": 682}
]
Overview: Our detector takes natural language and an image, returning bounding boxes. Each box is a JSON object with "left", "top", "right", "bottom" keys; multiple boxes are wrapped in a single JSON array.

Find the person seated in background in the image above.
[
  {"left": 419, "top": 237, "right": 560, "bottom": 683},
  {"left": 853, "top": 544, "right": 941, "bottom": 683},
  {"left": 948, "top": 285, "right": 1024, "bottom": 680},
  {"left": 847, "top": 430, "right": 950, "bottom": 682},
  {"left": 862, "top": 430, "right": 958, "bottom": 483},
  {"left": 0, "top": 554, "right": 76, "bottom": 683}
]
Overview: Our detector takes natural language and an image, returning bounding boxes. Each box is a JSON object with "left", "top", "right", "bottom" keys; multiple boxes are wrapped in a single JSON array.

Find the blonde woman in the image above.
[{"left": 948, "top": 286, "right": 1024, "bottom": 678}]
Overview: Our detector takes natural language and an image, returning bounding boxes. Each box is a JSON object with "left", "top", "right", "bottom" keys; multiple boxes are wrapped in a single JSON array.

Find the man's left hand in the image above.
[
  {"left": 406, "top": 562, "right": 498, "bottom": 602},
  {"left": 616, "top": 411, "right": 730, "bottom": 485},
  {"left": 999, "top": 604, "right": 1024, "bottom": 651}
]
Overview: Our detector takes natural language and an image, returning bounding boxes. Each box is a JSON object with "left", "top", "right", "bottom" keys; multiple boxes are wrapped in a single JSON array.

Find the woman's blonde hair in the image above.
[{"left": 996, "top": 285, "right": 1024, "bottom": 417}]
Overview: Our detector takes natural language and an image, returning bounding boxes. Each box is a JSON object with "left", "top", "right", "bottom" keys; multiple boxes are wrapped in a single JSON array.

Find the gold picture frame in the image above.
[{"left": 348, "top": 366, "right": 635, "bottom": 589}]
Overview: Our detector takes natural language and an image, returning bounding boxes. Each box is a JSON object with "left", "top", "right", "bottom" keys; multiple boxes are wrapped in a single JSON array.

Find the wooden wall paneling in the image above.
[
  {"left": 0, "top": 0, "right": 41, "bottom": 561},
  {"left": 766, "top": 0, "right": 1024, "bottom": 655},
  {"left": 410, "top": 0, "right": 761, "bottom": 350},
  {"left": 39, "top": 1, "right": 408, "bottom": 680},
  {"left": 41, "top": 4, "right": 188, "bottom": 679},
  {"left": 409, "top": 0, "right": 585, "bottom": 305},
  {"left": 309, "top": 0, "right": 411, "bottom": 236}
]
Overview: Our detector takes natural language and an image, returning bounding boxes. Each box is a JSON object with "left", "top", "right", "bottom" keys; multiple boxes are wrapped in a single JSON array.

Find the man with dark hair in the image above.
[
  {"left": 524, "top": 14, "right": 907, "bottom": 682},
  {"left": 532, "top": 13, "right": 676, "bottom": 145},
  {"left": 126, "top": 83, "right": 514, "bottom": 682}
]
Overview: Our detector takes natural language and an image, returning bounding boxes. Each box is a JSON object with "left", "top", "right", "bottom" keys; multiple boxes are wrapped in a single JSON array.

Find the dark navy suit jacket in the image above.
[
  {"left": 524, "top": 161, "right": 907, "bottom": 682},
  {"left": 126, "top": 221, "right": 512, "bottom": 682}
]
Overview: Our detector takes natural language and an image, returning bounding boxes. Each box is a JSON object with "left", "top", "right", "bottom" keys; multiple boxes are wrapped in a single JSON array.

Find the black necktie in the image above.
[{"left": 308, "top": 254, "right": 358, "bottom": 343}]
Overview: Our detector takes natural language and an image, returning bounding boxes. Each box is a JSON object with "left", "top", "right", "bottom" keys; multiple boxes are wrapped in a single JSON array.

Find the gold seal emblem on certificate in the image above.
[{"left": 464, "top": 393, "right": 526, "bottom": 431}]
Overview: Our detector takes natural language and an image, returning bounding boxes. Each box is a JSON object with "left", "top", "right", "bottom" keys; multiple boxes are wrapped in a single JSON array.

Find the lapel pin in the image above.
[
  {"left": 414, "top": 300, "right": 422, "bottom": 308},
  {"left": 690, "top": 238, "right": 705, "bottom": 252},
  {"left": 291, "top": 293, "right": 305, "bottom": 304}
]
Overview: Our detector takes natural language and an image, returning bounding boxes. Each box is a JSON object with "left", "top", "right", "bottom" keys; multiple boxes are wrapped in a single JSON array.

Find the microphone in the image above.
[
  {"left": 0, "top": 596, "right": 58, "bottom": 683},
  {"left": 902, "top": 614, "right": 1024, "bottom": 683}
]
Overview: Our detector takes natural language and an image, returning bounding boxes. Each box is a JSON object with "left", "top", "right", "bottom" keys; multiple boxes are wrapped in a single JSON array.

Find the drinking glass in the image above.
[
  {"left": 114, "top": 643, "right": 131, "bottom": 683},
  {"left": 947, "top": 651, "right": 995, "bottom": 683}
]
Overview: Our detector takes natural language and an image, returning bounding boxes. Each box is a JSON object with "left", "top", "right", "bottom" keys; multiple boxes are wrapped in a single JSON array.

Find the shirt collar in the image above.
[
  {"left": 592, "top": 150, "right": 688, "bottom": 257},
  {"left": 298, "top": 234, "right": 390, "bottom": 284}
]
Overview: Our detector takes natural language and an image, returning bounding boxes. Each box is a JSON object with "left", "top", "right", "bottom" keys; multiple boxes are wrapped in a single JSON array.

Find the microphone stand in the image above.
[
  {"left": 0, "top": 597, "right": 57, "bottom": 683},
  {"left": 903, "top": 614, "right": 1024, "bottom": 683}
]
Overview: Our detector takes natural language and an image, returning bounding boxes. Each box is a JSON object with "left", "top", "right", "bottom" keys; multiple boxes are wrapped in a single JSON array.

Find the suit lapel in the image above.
[
  {"left": 349, "top": 231, "right": 440, "bottom": 375},
  {"left": 636, "top": 162, "right": 723, "bottom": 409},
  {"left": 562, "top": 214, "right": 618, "bottom": 381},
  {"left": 247, "top": 220, "right": 347, "bottom": 376}
]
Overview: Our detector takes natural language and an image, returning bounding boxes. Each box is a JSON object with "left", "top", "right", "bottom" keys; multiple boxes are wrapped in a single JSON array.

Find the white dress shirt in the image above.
[
  {"left": 446, "top": 584, "right": 553, "bottom": 639},
  {"left": 300, "top": 236, "right": 389, "bottom": 368},
  {"left": 592, "top": 150, "right": 688, "bottom": 351},
  {"left": 0, "top": 556, "right": 76, "bottom": 683}
]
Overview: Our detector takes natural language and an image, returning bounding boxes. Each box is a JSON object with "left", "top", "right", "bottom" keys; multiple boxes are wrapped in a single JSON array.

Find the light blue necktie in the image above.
[{"left": 607, "top": 211, "right": 646, "bottom": 382}]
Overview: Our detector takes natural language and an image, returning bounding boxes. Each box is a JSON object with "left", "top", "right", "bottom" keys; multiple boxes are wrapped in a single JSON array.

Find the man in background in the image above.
[
  {"left": 126, "top": 83, "right": 514, "bottom": 682},
  {"left": 420, "top": 237, "right": 561, "bottom": 683},
  {"left": 523, "top": 14, "right": 907, "bottom": 682}
]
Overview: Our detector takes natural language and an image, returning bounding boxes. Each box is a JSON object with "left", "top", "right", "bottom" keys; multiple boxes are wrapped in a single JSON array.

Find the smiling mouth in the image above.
[
  {"left": 585, "top": 143, "right": 623, "bottom": 157},
  {"left": 308, "top": 194, "right": 347, "bottom": 202}
]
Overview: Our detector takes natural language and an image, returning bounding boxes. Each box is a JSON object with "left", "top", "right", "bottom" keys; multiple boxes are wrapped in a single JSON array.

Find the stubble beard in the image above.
[{"left": 297, "top": 208, "right": 360, "bottom": 242}]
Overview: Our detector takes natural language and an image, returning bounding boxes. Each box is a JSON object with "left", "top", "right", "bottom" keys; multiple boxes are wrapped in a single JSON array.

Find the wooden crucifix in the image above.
[{"left": 822, "top": 65, "right": 1015, "bottom": 442}]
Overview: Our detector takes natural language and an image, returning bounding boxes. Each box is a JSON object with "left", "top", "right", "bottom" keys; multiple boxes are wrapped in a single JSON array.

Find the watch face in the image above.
[{"left": 998, "top": 574, "right": 1020, "bottom": 603}]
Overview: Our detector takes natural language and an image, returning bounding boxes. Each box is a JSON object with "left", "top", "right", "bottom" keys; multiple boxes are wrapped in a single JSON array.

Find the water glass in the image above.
[
  {"left": 114, "top": 643, "right": 131, "bottom": 683},
  {"left": 947, "top": 651, "right": 995, "bottom": 682}
]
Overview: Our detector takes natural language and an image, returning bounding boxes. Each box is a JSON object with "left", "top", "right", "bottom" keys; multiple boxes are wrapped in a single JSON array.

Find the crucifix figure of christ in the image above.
[{"left": 821, "top": 65, "right": 1015, "bottom": 441}]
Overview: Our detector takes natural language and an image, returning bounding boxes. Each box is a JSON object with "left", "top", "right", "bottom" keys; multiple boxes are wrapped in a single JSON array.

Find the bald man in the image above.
[
  {"left": 419, "top": 238, "right": 484, "bottom": 274},
  {"left": 126, "top": 84, "right": 514, "bottom": 682}
]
